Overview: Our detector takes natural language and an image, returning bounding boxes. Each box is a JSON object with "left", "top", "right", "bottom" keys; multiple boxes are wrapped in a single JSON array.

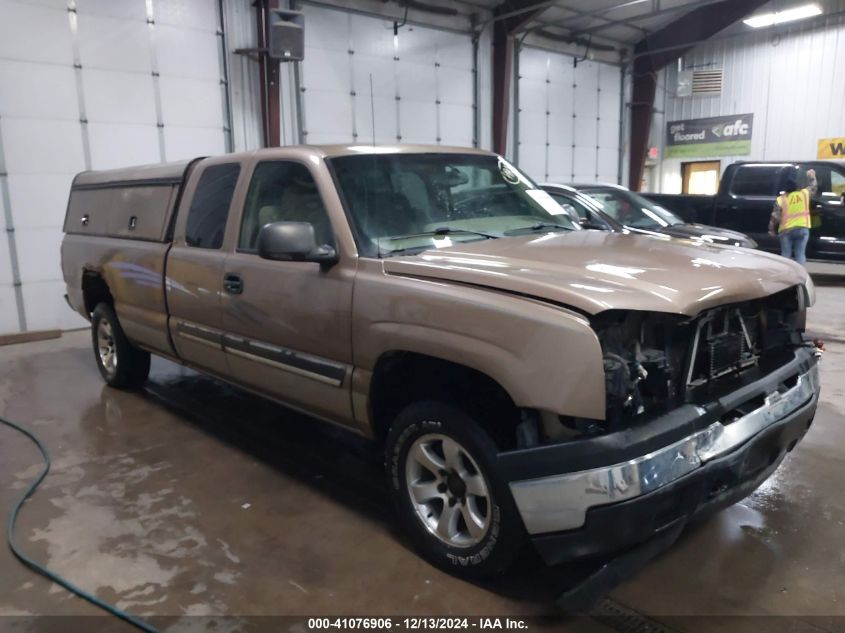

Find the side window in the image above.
[
  {"left": 806, "top": 165, "right": 845, "bottom": 198},
  {"left": 832, "top": 171, "right": 845, "bottom": 198},
  {"left": 547, "top": 193, "right": 588, "bottom": 220},
  {"left": 729, "top": 166, "right": 781, "bottom": 196},
  {"left": 239, "top": 161, "right": 333, "bottom": 252},
  {"left": 185, "top": 163, "right": 241, "bottom": 249}
]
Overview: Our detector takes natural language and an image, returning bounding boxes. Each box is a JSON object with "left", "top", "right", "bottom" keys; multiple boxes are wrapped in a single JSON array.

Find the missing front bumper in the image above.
[{"left": 505, "top": 349, "right": 820, "bottom": 538}]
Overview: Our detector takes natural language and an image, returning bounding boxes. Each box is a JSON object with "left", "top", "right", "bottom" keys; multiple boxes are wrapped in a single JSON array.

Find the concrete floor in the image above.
[{"left": 1, "top": 284, "right": 844, "bottom": 632}]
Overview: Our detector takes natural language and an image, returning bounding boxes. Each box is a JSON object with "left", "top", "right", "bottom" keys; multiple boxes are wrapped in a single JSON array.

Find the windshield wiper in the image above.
[
  {"left": 503, "top": 222, "right": 573, "bottom": 236},
  {"left": 408, "top": 227, "right": 500, "bottom": 240},
  {"left": 377, "top": 227, "right": 498, "bottom": 258}
]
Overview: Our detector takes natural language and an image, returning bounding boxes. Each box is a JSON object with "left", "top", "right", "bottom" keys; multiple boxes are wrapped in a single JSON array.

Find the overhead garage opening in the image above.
[{"left": 296, "top": 1, "right": 478, "bottom": 147}]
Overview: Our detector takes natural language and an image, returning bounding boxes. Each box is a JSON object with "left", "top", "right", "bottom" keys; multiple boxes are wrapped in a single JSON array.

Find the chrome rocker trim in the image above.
[{"left": 510, "top": 365, "right": 819, "bottom": 535}]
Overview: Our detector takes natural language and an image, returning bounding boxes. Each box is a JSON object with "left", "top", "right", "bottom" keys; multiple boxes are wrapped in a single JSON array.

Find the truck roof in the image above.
[
  {"left": 71, "top": 145, "right": 495, "bottom": 188},
  {"left": 308, "top": 144, "right": 493, "bottom": 158}
]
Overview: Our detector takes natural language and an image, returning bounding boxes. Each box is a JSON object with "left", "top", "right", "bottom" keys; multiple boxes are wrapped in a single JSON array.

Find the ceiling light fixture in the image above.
[{"left": 743, "top": 3, "right": 822, "bottom": 28}]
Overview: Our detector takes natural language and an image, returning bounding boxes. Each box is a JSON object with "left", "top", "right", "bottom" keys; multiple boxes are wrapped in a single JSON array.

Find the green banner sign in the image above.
[{"left": 666, "top": 114, "right": 753, "bottom": 158}]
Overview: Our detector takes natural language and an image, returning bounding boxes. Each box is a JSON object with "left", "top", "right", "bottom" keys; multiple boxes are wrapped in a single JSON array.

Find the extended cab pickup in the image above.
[
  {"left": 645, "top": 161, "right": 845, "bottom": 261},
  {"left": 62, "top": 145, "right": 821, "bottom": 588}
]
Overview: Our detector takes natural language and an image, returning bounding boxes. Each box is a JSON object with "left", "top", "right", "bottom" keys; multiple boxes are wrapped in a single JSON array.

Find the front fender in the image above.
[{"left": 352, "top": 262, "right": 606, "bottom": 421}]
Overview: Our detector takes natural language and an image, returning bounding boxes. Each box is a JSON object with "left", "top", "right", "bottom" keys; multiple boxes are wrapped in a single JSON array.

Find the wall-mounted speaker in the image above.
[{"left": 269, "top": 9, "right": 304, "bottom": 61}]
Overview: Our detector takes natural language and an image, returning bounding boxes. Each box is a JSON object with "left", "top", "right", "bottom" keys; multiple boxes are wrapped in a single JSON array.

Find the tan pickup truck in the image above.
[{"left": 61, "top": 145, "right": 820, "bottom": 588}]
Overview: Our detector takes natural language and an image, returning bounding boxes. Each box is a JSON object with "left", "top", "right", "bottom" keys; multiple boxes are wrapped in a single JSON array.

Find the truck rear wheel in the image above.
[
  {"left": 91, "top": 303, "right": 150, "bottom": 389},
  {"left": 386, "top": 401, "right": 525, "bottom": 578}
]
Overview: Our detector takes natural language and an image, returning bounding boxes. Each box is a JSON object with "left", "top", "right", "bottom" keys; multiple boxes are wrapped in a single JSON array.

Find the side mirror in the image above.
[
  {"left": 579, "top": 217, "right": 606, "bottom": 231},
  {"left": 257, "top": 221, "right": 338, "bottom": 267}
]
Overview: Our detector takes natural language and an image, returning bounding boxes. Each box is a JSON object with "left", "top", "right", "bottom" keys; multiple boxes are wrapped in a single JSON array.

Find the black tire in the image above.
[
  {"left": 386, "top": 401, "right": 525, "bottom": 578},
  {"left": 91, "top": 302, "right": 150, "bottom": 389}
]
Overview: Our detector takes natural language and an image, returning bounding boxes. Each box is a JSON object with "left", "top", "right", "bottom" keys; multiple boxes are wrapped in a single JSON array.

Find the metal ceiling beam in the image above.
[
  {"left": 532, "top": 1, "right": 650, "bottom": 36},
  {"left": 573, "top": 0, "right": 740, "bottom": 37},
  {"left": 540, "top": 0, "right": 651, "bottom": 27},
  {"left": 627, "top": 0, "right": 770, "bottom": 190},
  {"left": 491, "top": 0, "right": 551, "bottom": 155}
]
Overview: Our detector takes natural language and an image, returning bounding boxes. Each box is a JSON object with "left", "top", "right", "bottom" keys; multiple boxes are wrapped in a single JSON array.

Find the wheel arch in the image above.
[
  {"left": 81, "top": 269, "right": 113, "bottom": 315},
  {"left": 368, "top": 350, "right": 523, "bottom": 450}
]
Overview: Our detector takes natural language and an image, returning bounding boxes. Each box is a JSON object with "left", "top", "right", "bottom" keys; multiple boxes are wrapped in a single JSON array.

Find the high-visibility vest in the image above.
[{"left": 777, "top": 188, "right": 811, "bottom": 232}]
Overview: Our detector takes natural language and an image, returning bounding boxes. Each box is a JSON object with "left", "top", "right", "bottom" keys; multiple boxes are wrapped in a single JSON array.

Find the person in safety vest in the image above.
[{"left": 768, "top": 167, "right": 817, "bottom": 265}]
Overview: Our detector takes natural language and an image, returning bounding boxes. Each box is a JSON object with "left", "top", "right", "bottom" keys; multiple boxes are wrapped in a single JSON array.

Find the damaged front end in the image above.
[
  {"left": 593, "top": 285, "right": 811, "bottom": 432},
  {"left": 503, "top": 282, "right": 820, "bottom": 563}
]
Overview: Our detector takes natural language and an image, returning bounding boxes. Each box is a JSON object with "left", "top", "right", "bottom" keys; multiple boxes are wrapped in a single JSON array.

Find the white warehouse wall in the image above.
[
  {"left": 515, "top": 47, "right": 624, "bottom": 185},
  {"left": 656, "top": 5, "right": 845, "bottom": 193},
  {"left": 0, "top": 0, "right": 230, "bottom": 336},
  {"left": 297, "top": 2, "right": 477, "bottom": 147}
]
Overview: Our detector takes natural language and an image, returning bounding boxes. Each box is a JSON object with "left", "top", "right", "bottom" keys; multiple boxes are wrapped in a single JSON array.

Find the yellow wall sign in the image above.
[{"left": 817, "top": 137, "right": 845, "bottom": 159}]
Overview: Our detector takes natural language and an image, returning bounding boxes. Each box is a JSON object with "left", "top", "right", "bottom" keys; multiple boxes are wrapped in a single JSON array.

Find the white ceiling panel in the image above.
[
  {"left": 0, "top": 1, "right": 73, "bottom": 65},
  {"left": 155, "top": 25, "right": 220, "bottom": 80},
  {"left": 352, "top": 55, "right": 395, "bottom": 99},
  {"left": 307, "top": 5, "right": 351, "bottom": 53},
  {"left": 518, "top": 142, "right": 546, "bottom": 182},
  {"left": 6, "top": 174, "right": 75, "bottom": 230},
  {"left": 153, "top": 0, "right": 217, "bottom": 32},
  {"left": 15, "top": 226, "right": 63, "bottom": 284},
  {"left": 76, "top": 0, "right": 147, "bottom": 21},
  {"left": 399, "top": 100, "right": 437, "bottom": 142},
  {"left": 438, "top": 104, "right": 473, "bottom": 146},
  {"left": 0, "top": 61, "right": 78, "bottom": 120},
  {"left": 163, "top": 126, "right": 224, "bottom": 160},
  {"left": 303, "top": 46, "right": 351, "bottom": 93},
  {"left": 397, "top": 61, "right": 437, "bottom": 102},
  {"left": 88, "top": 123, "right": 161, "bottom": 169},
  {"left": 547, "top": 144, "right": 573, "bottom": 182},
  {"left": 77, "top": 14, "right": 152, "bottom": 72},
  {"left": 82, "top": 68, "right": 157, "bottom": 124},
  {"left": 303, "top": 91, "right": 354, "bottom": 140},
  {"left": 437, "top": 67, "right": 473, "bottom": 106},
  {"left": 354, "top": 95, "right": 397, "bottom": 142},
  {"left": 158, "top": 76, "right": 222, "bottom": 128},
  {"left": 1, "top": 118, "right": 85, "bottom": 175}
]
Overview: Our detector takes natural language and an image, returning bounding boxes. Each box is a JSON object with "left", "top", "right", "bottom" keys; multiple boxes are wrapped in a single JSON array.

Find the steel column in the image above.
[{"left": 491, "top": 1, "right": 549, "bottom": 156}]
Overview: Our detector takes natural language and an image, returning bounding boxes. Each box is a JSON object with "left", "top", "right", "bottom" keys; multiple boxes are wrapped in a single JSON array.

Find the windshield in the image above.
[
  {"left": 580, "top": 187, "right": 683, "bottom": 229},
  {"left": 328, "top": 153, "right": 579, "bottom": 257}
]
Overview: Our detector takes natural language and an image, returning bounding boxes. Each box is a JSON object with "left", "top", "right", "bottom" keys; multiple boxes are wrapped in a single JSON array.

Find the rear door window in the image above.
[
  {"left": 728, "top": 166, "right": 782, "bottom": 196},
  {"left": 185, "top": 163, "right": 241, "bottom": 249}
]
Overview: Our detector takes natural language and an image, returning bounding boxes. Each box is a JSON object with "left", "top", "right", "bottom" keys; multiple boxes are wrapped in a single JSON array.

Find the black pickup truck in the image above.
[{"left": 645, "top": 161, "right": 845, "bottom": 261}]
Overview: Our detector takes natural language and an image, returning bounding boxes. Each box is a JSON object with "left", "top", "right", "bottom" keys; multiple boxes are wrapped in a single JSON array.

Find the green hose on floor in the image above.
[{"left": 2, "top": 415, "right": 160, "bottom": 633}]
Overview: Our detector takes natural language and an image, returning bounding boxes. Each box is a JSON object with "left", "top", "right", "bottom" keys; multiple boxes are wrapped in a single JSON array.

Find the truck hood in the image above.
[{"left": 382, "top": 231, "right": 808, "bottom": 316}]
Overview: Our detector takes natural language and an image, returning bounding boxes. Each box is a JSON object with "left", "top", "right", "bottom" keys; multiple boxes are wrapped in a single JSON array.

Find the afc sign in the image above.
[
  {"left": 713, "top": 119, "right": 749, "bottom": 137},
  {"left": 666, "top": 113, "right": 754, "bottom": 157}
]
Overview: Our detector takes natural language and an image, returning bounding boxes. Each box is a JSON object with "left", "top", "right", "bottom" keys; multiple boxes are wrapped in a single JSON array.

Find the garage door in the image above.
[
  {"left": 0, "top": 0, "right": 229, "bottom": 335},
  {"left": 516, "top": 47, "right": 622, "bottom": 185},
  {"left": 299, "top": 3, "right": 475, "bottom": 147}
]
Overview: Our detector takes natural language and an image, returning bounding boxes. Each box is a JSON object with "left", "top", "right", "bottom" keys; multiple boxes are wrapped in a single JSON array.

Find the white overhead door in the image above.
[
  {"left": 0, "top": 0, "right": 229, "bottom": 335},
  {"left": 299, "top": 3, "right": 475, "bottom": 147},
  {"left": 517, "top": 47, "right": 621, "bottom": 185}
]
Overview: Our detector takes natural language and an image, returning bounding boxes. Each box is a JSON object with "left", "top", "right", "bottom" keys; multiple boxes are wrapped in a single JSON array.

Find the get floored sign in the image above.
[{"left": 666, "top": 114, "right": 753, "bottom": 158}]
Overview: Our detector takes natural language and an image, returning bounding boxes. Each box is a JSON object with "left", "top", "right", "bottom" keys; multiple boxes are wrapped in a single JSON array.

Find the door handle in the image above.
[{"left": 223, "top": 273, "right": 243, "bottom": 295}]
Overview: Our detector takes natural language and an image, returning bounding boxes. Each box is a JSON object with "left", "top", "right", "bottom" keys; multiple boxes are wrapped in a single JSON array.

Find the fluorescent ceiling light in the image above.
[{"left": 743, "top": 3, "right": 822, "bottom": 28}]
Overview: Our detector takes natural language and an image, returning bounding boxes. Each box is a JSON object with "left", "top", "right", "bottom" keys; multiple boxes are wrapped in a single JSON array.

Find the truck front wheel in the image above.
[
  {"left": 91, "top": 303, "right": 150, "bottom": 389},
  {"left": 386, "top": 401, "right": 525, "bottom": 578}
]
